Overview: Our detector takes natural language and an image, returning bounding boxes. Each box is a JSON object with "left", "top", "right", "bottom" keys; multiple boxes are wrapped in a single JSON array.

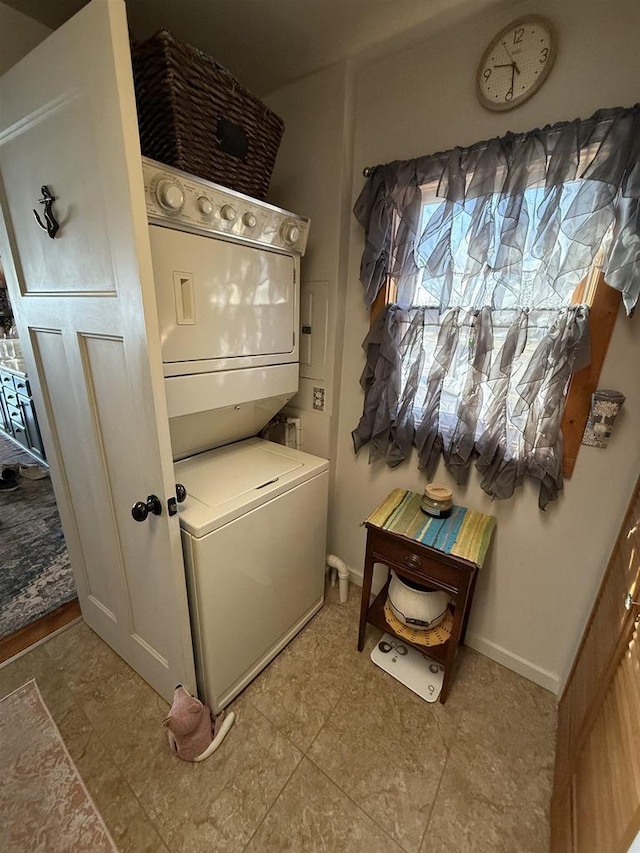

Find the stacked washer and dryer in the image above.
[{"left": 143, "top": 158, "right": 328, "bottom": 713}]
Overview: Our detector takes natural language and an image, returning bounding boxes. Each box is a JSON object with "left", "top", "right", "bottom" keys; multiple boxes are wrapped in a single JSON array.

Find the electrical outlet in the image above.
[{"left": 313, "top": 386, "right": 325, "bottom": 412}]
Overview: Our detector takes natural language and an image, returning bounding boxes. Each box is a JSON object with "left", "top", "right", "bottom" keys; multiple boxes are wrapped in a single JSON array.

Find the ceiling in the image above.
[{"left": 3, "top": 0, "right": 499, "bottom": 96}]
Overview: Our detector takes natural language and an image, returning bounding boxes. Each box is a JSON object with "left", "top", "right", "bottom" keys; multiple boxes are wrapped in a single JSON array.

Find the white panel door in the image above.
[{"left": 0, "top": 0, "right": 195, "bottom": 701}]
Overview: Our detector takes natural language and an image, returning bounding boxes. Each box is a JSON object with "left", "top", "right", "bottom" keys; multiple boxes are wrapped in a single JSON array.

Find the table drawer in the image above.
[
  {"left": 368, "top": 527, "right": 470, "bottom": 592},
  {"left": 3, "top": 386, "right": 19, "bottom": 410},
  {"left": 7, "top": 399, "right": 24, "bottom": 427},
  {"left": 12, "top": 375, "right": 30, "bottom": 396},
  {"left": 11, "top": 421, "right": 27, "bottom": 447},
  {"left": 1, "top": 371, "right": 15, "bottom": 391}
]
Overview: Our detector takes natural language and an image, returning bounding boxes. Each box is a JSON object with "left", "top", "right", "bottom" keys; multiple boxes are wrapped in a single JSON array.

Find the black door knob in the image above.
[
  {"left": 176, "top": 483, "right": 187, "bottom": 503},
  {"left": 131, "top": 494, "right": 162, "bottom": 522}
]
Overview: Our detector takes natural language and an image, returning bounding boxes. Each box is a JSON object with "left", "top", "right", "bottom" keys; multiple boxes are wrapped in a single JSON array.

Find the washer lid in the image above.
[{"left": 175, "top": 437, "right": 328, "bottom": 536}]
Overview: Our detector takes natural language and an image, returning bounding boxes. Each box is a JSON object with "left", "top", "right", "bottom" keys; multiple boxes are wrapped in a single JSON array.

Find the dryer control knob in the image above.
[
  {"left": 197, "top": 196, "right": 213, "bottom": 216},
  {"left": 156, "top": 179, "right": 184, "bottom": 211},
  {"left": 281, "top": 222, "right": 300, "bottom": 245},
  {"left": 221, "top": 204, "right": 237, "bottom": 222},
  {"left": 242, "top": 212, "right": 257, "bottom": 228}
]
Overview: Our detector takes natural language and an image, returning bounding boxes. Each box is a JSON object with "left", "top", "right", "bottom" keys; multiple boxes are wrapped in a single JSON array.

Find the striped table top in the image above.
[{"left": 364, "top": 488, "right": 496, "bottom": 568}]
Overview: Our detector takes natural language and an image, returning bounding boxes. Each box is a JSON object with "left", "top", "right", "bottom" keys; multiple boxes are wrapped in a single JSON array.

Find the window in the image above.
[
  {"left": 353, "top": 104, "right": 639, "bottom": 508},
  {"left": 370, "top": 183, "right": 620, "bottom": 478}
]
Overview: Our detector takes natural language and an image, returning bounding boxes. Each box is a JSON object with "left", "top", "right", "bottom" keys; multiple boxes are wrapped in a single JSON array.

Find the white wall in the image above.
[
  {"left": 265, "top": 63, "right": 353, "bottom": 462},
  {"left": 268, "top": 0, "right": 640, "bottom": 694},
  {"left": 334, "top": 0, "right": 640, "bottom": 693},
  {"left": 0, "top": 2, "right": 50, "bottom": 76}
]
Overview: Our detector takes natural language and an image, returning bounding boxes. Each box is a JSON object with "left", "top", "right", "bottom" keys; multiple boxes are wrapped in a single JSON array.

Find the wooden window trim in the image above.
[
  {"left": 371, "top": 267, "right": 620, "bottom": 478},
  {"left": 370, "top": 278, "right": 397, "bottom": 327},
  {"left": 561, "top": 269, "right": 620, "bottom": 477}
]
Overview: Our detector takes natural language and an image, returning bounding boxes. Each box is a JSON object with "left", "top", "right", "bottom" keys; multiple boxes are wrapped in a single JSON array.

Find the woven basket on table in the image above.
[
  {"left": 383, "top": 599, "right": 453, "bottom": 647},
  {"left": 131, "top": 29, "right": 284, "bottom": 200}
]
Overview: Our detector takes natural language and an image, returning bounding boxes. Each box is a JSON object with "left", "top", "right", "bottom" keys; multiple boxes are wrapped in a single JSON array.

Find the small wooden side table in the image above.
[{"left": 358, "top": 489, "right": 496, "bottom": 704}]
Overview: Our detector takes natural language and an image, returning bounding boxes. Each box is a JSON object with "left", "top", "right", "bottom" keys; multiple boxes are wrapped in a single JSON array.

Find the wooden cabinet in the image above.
[
  {"left": 551, "top": 475, "right": 640, "bottom": 852},
  {"left": 0, "top": 366, "right": 45, "bottom": 461}
]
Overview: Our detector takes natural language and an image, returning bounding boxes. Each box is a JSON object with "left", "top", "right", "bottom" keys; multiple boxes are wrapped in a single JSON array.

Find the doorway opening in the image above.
[{"left": 0, "top": 269, "right": 78, "bottom": 662}]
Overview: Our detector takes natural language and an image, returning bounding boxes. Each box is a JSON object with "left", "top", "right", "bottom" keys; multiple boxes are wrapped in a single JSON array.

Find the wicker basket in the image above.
[{"left": 131, "top": 30, "right": 284, "bottom": 200}]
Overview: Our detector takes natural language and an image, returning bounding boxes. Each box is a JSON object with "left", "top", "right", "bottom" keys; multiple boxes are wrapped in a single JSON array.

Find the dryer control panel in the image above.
[{"left": 142, "top": 157, "right": 310, "bottom": 255}]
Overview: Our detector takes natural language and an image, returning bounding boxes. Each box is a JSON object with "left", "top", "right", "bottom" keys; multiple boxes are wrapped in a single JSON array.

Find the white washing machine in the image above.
[
  {"left": 176, "top": 438, "right": 328, "bottom": 712},
  {"left": 143, "top": 157, "right": 327, "bottom": 712}
]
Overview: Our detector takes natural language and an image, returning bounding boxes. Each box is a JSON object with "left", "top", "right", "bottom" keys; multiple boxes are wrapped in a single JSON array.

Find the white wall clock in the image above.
[{"left": 476, "top": 16, "right": 556, "bottom": 112}]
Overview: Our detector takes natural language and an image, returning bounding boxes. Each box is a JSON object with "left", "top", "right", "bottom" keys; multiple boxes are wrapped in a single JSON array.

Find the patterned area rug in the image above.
[
  {"left": 0, "top": 680, "right": 117, "bottom": 852},
  {"left": 0, "top": 433, "right": 75, "bottom": 639}
]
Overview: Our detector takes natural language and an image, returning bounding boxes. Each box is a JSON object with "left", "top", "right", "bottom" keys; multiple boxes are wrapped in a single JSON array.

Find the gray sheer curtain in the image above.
[{"left": 352, "top": 104, "right": 640, "bottom": 508}]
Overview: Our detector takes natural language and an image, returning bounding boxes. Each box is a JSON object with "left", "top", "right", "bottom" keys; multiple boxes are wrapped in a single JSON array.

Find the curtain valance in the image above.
[{"left": 354, "top": 104, "right": 640, "bottom": 315}]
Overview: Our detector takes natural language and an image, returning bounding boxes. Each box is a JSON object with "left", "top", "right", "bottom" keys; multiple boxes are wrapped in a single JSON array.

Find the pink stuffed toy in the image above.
[{"left": 163, "top": 685, "right": 235, "bottom": 762}]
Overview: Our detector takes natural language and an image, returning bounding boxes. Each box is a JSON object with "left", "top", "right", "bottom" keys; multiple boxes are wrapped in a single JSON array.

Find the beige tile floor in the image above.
[{"left": 0, "top": 580, "right": 556, "bottom": 852}]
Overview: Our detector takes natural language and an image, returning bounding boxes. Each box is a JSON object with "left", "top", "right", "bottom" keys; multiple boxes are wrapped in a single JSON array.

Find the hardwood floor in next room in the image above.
[{"left": 0, "top": 430, "right": 76, "bottom": 653}]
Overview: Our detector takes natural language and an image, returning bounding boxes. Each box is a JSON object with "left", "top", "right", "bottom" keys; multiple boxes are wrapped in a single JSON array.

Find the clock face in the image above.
[{"left": 477, "top": 16, "right": 555, "bottom": 112}]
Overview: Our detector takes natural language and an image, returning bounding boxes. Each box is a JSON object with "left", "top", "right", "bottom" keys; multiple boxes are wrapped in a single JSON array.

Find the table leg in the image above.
[
  {"left": 460, "top": 569, "right": 477, "bottom": 645},
  {"left": 440, "top": 590, "right": 466, "bottom": 704},
  {"left": 358, "top": 546, "right": 374, "bottom": 652}
]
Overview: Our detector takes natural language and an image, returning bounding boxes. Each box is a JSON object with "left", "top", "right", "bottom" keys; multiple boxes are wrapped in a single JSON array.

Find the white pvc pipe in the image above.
[
  {"left": 286, "top": 416, "right": 302, "bottom": 450},
  {"left": 327, "top": 554, "right": 349, "bottom": 604}
]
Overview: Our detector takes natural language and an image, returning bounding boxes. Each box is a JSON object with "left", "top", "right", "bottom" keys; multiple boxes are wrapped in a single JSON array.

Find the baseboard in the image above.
[
  {"left": 348, "top": 563, "right": 386, "bottom": 596},
  {"left": 464, "top": 632, "right": 560, "bottom": 695},
  {"left": 0, "top": 600, "right": 82, "bottom": 667},
  {"left": 346, "top": 565, "right": 560, "bottom": 695}
]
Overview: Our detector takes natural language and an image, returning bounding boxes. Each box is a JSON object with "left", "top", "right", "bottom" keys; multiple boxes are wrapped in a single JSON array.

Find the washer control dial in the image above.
[
  {"left": 197, "top": 196, "right": 213, "bottom": 216},
  {"left": 242, "top": 212, "right": 257, "bottom": 228},
  {"left": 156, "top": 179, "right": 184, "bottom": 211},
  {"left": 221, "top": 204, "right": 237, "bottom": 222},
  {"left": 281, "top": 221, "right": 301, "bottom": 245}
]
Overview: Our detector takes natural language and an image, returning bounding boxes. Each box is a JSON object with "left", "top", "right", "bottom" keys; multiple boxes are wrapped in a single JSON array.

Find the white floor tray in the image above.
[{"left": 370, "top": 632, "right": 445, "bottom": 703}]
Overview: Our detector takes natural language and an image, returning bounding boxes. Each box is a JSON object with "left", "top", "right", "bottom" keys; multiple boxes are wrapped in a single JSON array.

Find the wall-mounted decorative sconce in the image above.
[{"left": 581, "top": 389, "right": 626, "bottom": 448}]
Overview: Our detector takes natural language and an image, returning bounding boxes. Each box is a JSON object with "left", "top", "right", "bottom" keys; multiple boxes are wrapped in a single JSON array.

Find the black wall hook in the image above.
[{"left": 33, "top": 185, "right": 60, "bottom": 239}]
